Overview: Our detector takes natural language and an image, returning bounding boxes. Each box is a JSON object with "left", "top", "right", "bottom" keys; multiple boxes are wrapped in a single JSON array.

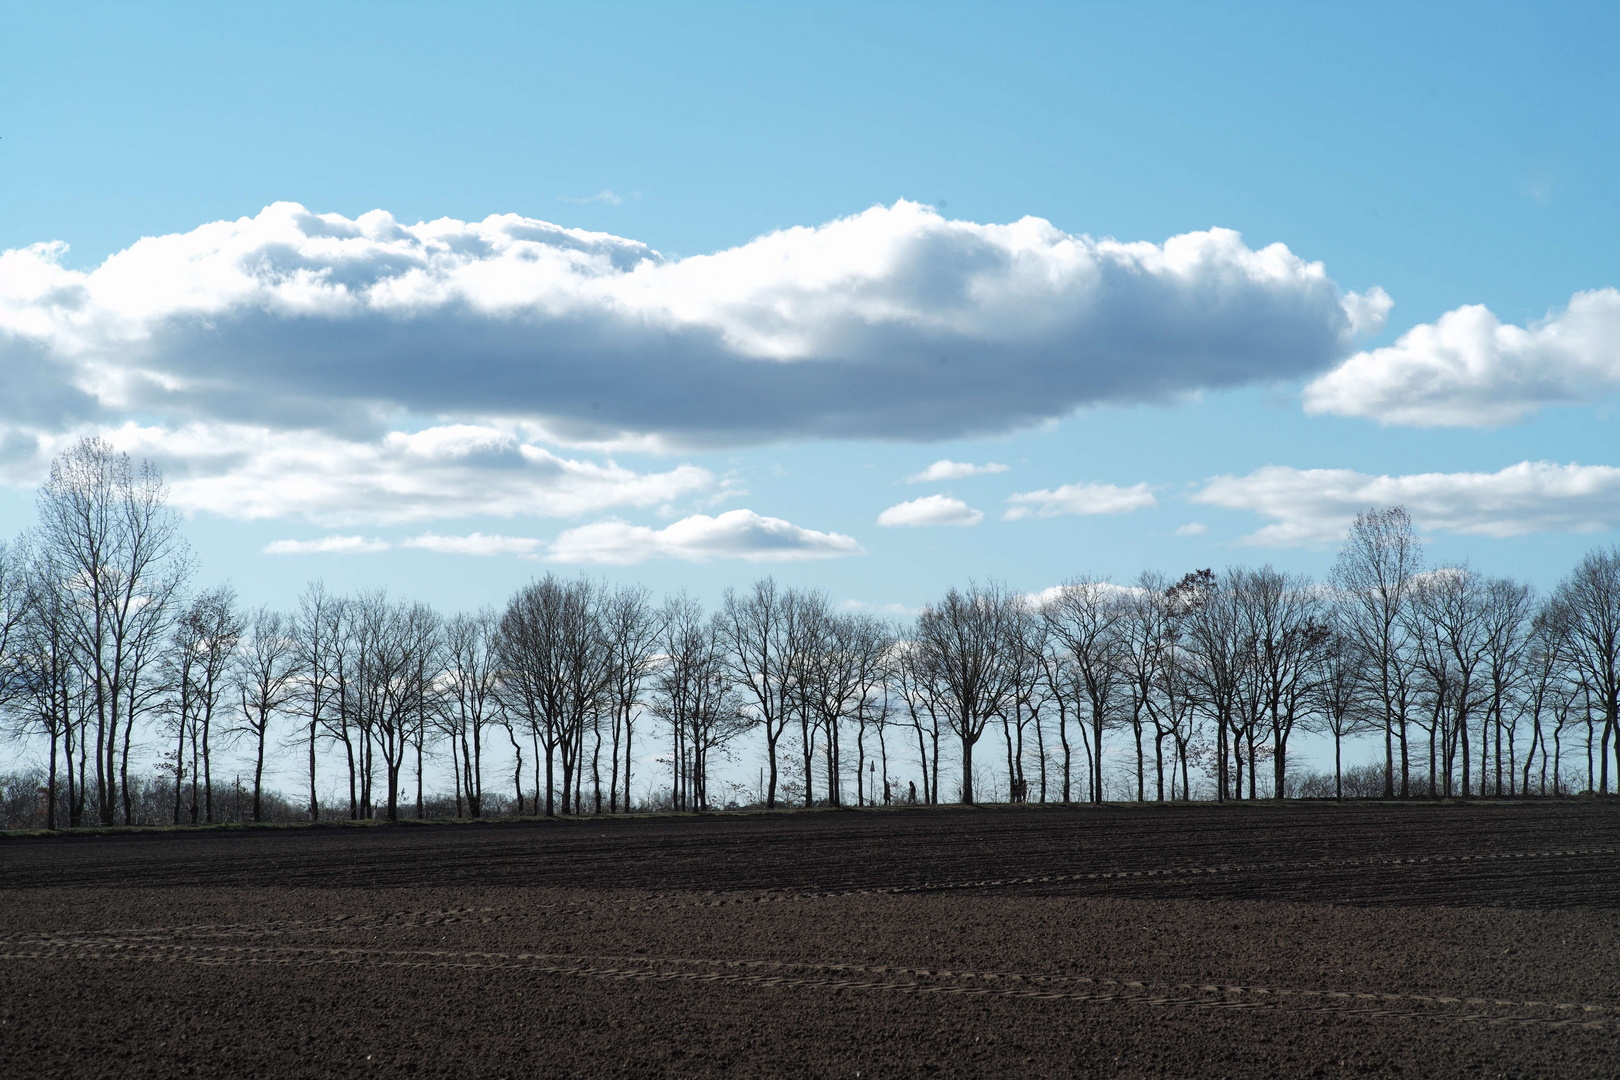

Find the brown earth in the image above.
[{"left": 2, "top": 801, "right": 1617, "bottom": 1078}]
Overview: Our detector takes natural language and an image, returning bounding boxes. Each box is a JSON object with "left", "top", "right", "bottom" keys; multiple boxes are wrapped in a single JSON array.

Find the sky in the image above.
[{"left": 3, "top": 0, "right": 1619, "bottom": 623}]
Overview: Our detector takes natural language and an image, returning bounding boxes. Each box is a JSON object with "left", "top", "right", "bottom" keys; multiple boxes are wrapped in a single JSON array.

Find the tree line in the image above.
[{"left": 2, "top": 439, "right": 1618, "bottom": 829}]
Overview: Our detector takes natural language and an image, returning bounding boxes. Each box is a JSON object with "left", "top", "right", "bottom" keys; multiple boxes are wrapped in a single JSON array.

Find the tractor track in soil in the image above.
[
  {"left": 2, "top": 842, "right": 1614, "bottom": 941},
  {"left": 6, "top": 938, "right": 1618, "bottom": 1031}
]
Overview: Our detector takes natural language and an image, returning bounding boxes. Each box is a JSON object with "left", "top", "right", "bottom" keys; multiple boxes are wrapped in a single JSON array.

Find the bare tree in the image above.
[
  {"left": 233, "top": 607, "right": 297, "bottom": 822},
  {"left": 440, "top": 608, "right": 499, "bottom": 817},
  {"left": 1553, "top": 545, "right": 1620, "bottom": 793},
  {"left": 1230, "top": 566, "right": 1328, "bottom": 799},
  {"left": 1333, "top": 507, "right": 1422, "bottom": 798},
  {"left": 292, "top": 583, "right": 342, "bottom": 821},
  {"left": 1043, "top": 578, "right": 1130, "bottom": 804},
  {"left": 0, "top": 542, "right": 26, "bottom": 705},
  {"left": 496, "top": 575, "right": 607, "bottom": 817},
  {"left": 403, "top": 603, "right": 443, "bottom": 818},
  {"left": 1155, "top": 573, "right": 1206, "bottom": 800},
  {"left": 890, "top": 635, "right": 945, "bottom": 804},
  {"left": 314, "top": 594, "right": 364, "bottom": 818},
  {"left": 1307, "top": 615, "right": 1377, "bottom": 799},
  {"left": 1030, "top": 615, "right": 1081, "bottom": 803},
  {"left": 167, "top": 586, "right": 243, "bottom": 823},
  {"left": 32, "top": 438, "right": 193, "bottom": 824},
  {"left": 845, "top": 617, "right": 893, "bottom": 807},
  {"left": 600, "top": 584, "right": 660, "bottom": 813},
  {"left": 652, "top": 594, "right": 750, "bottom": 811},
  {"left": 914, "top": 581, "right": 1021, "bottom": 804},
  {"left": 1520, "top": 600, "right": 1572, "bottom": 795},
  {"left": 1481, "top": 577, "right": 1534, "bottom": 795},
  {"left": 5, "top": 543, "right": 79, "bottom": 828},
  {"left": 720, "top": 578, "right": 802, "bottom": 809},
  {"left": 1120, "top": 573, "right": 1175, "bottom": 802},
  {"left": 348, "top": 591, "right": 429, "bottom": 821}
]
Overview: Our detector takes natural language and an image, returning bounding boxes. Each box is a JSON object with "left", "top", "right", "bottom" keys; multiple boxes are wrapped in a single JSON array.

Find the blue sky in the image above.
[{"left": 3, "top": 0, "right": 1619, "bottom": 616}]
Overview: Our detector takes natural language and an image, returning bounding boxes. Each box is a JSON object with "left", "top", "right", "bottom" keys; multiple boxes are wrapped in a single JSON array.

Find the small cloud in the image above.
[
  {"left": 559, "top": 189, "right": 625, "bottom": 206},
  {"left": 264, "top": 535, "right": 390, "bottom": 555},
  {"left": 877, "top": 494, "right": 984, "bottom": 528},
  {"left": 904, "top": 459, "right": 1010, "bottom": 484},
  {"left": 1521, "top": 171, "right": 1556, "bottom": 206},
  {"left": 1003, "top": 482, "right": 1156, "bottom": 521},
  {"left": 547, "top": 509, "right": 863, "bottom": 565},
  {"left": 401, "top": 532, "right": 542, "bottom": 556},
  {"left": 839, "top": 599, "right": 920, "bottom": 618},
  {"left": 1175, "top": 522, "right": 1209, "bottom": 536},
  {"left": 1023, "top": 581, "right": 1144, "bottom": 609}
]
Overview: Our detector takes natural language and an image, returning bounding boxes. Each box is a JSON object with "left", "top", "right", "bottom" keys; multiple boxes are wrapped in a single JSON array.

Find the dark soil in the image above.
[{"left": 3, "top": 801, "right": 1617, "bottom": 1078}]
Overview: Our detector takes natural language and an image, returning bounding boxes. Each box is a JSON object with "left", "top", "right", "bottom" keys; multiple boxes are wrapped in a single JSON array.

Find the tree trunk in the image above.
[
  {"left": 960, "top": 733, "right": 975, "bottom": 804},
  {"left": 253, "top": 728, "right": 266, "bottom": 822},
  {"left": 308, "top": 715, "right": 320, "bottom": 822}
]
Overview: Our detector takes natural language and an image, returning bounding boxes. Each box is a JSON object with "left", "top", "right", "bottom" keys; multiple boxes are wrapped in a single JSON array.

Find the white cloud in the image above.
[
  {"left": 839, "top": 599, "right": 920, "bottom": 618},
  {"left": 559, "top": 189, "right": 625, "bottom": 206},
  {"left": 0, "top": 200, "right": 1381, "bottom": 447},
  {"left": 1194, "top": 461, "right": 1620, "bottom": 547},
  {"left": 401, "top": 532, "right": 542, "bottom": 556},
  {"left": 546, "top": 509, "right": 863, "bottom": 565},
  {"left": 1303, "top": 288, "right": 1620, "bottom": 426},
  {"left": 1003, "top": 481, "right": 1156, "bottom": 520},
  {"left": 1174, "top": 521, "right": 1209, "bottom": 536},
  {"left": 14, "top": 421, "right": 713, "bottom": 525},
  {"left": 1023, "top": 580, "right": 1144, "bottom": 609},
  {"left": 876, "top": 494, "right": 984, "bottom": 527},
  {"left": 904, "top": 459, "right": 1009, "bottom": 483},
  {"left": 264, "top": 535, "right": 390, "bottom": 555}
]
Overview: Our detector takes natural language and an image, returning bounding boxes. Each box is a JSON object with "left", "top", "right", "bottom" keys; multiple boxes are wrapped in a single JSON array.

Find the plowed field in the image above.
[{"left": 3, "top": 802, "right": 1618, "bottom": 1078}]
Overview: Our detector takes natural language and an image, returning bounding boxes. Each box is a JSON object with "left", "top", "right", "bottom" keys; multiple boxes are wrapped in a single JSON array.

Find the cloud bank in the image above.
[
  {"left": 262, "top": 510, "right": 860, "bottom": 564},
  {"left": 1, "top": 200, "right": 1382, "bottom": 452},
  {"left": 1195, "top": 461, "right": 1620, "bottom": 546},
  {"left": 1304, "top": 289, "right": 1620, "bottom": 426},
  {"left": 59, "top": 422, "right": 714, "bottom": 526}
]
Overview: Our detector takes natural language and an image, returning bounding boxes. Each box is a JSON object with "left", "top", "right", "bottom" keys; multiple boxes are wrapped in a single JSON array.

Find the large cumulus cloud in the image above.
[{"left": 1, "top": 200, "right": 1385, "bottom": 447}]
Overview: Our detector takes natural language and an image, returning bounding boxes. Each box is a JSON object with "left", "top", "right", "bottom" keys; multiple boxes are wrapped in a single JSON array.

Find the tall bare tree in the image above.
[
  {"left": 1333, "top": 507, "right": 1422, "bottom": 798},
  {"left": 890, "top": 636, "right": 945, "bottom": 804},
  {"left": 440, "top": 608, "right": 499, "bottom": 817},
  {"left": 1043, "top": 578, "right": 1129, "bottom": 804},
  {"left": 233, "top": 607, "right": 297, "bottom": 821},
  {"left": 496, "top": 575, "right": 606, "bottom": 817},
  {"left": 32, "top": 438, "right": 193, "bottom": 824},
  {"left": 1231, "top": 566, "right": 1328, "bottom": 799},
  {"left": 167, "top": 586, "right": 242, "bottom": 823},
  {"left": 720, "top": 578, "right": 803, "bottom": 808},
  {"left": 600, "top": 584, "right": 660, "bottom": 813},
  {"left": 292, "top": 582, "right": 341, "bottom": 821},
  {"left": 914, "top": 581, "right": 1021, "bottom": 804},
  {"left": 3, "top": 542, "right": 83, "bottom": 829},
  {"left": 1553, "top": 546, "right": 1620, "bottom": 793},
  {"left": 1306, "top": 617, "right": 1376, "bottom": 799},
  {"left": 652, "top": 594, "right": 750, "bottom": 811},
  {"left": 1481, "top": 576, "right": 1534, "bottom": 795}
]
